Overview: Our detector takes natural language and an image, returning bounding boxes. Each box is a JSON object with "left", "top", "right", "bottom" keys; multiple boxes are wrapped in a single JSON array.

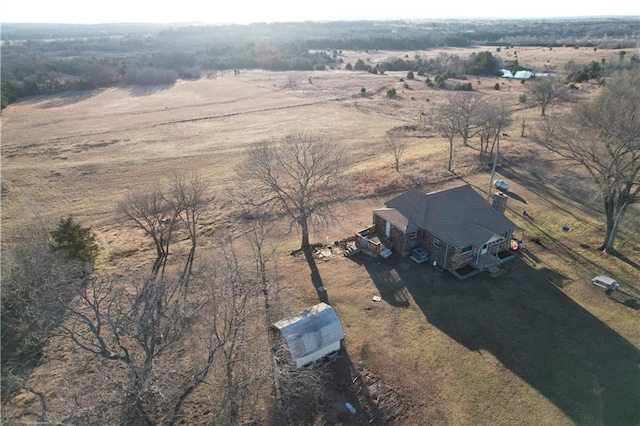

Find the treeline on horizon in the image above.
[{"left": 2, "top": 18, "right": 639, "bottom": 108}]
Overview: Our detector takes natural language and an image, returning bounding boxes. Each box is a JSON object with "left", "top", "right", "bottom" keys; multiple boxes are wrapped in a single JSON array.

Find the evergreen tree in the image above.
[{"left": 50, "top": 216, "right": 99, "bottom": 262}]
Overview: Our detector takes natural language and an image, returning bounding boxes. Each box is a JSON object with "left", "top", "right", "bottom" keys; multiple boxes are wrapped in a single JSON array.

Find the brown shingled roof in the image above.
[{"left": 378, "top": 185, "right": 516, "bottom": 247}]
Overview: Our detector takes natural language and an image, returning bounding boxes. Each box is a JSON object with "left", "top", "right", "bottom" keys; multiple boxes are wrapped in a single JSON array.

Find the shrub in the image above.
[
  {"left": 386, "top": 87, "right": 397, "bottom": 98},
  {"left": 519, "top": 94, "right": 527, "bottom": 103},
  {"left": 353, "top": 58, "right": 368, "bottom": 71},
  {"left": 407, "top": 70, "right": 415, "bottom": 80},
  {"left": 360, "top": 87, "right": 366, "bottom": 94},
  {"left": 454, "top": 82, "right": 473, "bottom": 91},
  {"left": 466, "top": 51, "right": 500, "bottom": 76},
  {"left": 494, "top": 83, "right": 500, "bottom": 90}
]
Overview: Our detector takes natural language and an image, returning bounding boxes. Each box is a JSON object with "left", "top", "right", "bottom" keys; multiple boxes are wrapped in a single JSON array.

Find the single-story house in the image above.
[
  {"left": 270, "top": 302, "right": 345, "bottom": 368},
  {"left": 366, "top": 184, "right": 517, "bottom": 279}
]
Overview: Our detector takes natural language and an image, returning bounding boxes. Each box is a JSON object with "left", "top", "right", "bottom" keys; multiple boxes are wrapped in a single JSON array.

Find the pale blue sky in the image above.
[{"left": 2, "top": 0, "right": 639, "bottom": 24}]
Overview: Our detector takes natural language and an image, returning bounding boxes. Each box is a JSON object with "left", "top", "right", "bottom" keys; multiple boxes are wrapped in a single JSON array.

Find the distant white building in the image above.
[
  {"left": 270, "top": 302, "right": 345, "bottom": 368},
  {"left": 500, "top": 69, "right": 552, "bottom": 79}
]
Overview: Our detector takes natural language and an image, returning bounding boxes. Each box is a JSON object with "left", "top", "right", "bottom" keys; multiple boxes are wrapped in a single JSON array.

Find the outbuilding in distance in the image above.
[
  {"left": 270, "top": 302, "right": 345, "bottom": 368},
  {"left": 500, "top": 69, "right": 552, "bottom": 79}
]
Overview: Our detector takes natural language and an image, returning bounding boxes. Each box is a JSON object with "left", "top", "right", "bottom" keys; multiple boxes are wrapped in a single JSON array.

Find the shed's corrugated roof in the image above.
[
  {"left": 272, "top": 303, "right": 345, "bottom": 360},
  {"left": 380, "top": 185, "right": 515, "bottom": 247}
]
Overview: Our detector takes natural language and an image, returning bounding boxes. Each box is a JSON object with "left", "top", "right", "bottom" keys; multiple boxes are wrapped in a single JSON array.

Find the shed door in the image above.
[
  {"left": 385, "top": 221, "right": 391, "bottom": 238},
  {"left": 481, "top": 243, "right": 489, "bottom": 255}
]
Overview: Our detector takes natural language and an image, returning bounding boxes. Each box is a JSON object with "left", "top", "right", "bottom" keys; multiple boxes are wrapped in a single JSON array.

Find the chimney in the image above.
[{"left": 492, "top": 191, "right": 508, "bottom": 214}]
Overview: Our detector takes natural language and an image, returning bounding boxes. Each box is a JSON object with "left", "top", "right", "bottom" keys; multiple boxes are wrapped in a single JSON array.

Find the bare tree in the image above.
[
  {"left": 384, "top": 130, "right": 409, "bottom": 172},
  {"left": 270, "top": 337, "right": 328, "bottom": 424},
  {"left": 1, "top": 220, "right": 65, "bottom": 363},
  {"left": 239, "top": 206, "right": 283, "bottom": 409},
  {"left": 205, "top": 247, "right": 264, "bottom": 423},
  {"left": 56, "top": 274, "right": 194, "bottom": 424},
  {"left": 118, "top": 184, "right": 181, "bottom": 277},
  {"left": 238, "top": 130, "right": 352, "bottom": 250},
  {"left": 453, "top": 92, "right": 483, "bottom": 146},
  {"left": 431, "top": 97, "right": 460, "bottom": 172},
  {"left": 240, "top": 206, "right": 280, "bottom": 323},
  {"left": 527, "top": 76, "right": 567, "bottom": 117},
  {"left": 1, "top": 217, "right": 87, "bottom": 409},
  {"left": 170, "top": 249, "right": 268, "bottom": 425},
  {"left": 169, "top": 172, "right": 213, "bottom": 284},
  {"left": 477, "top": 99, "right": 513, "bottom": 163},
  {"left": 285, "top": 75, "right": 298, "bottom": 89},
  {"left": 55, "top": 268, "right": 252, "bottom": 425},
  {"left": 1, "top": 372, "right": 50, "bottom": 424},
  {"left": 532, "top": 69, "right": 640, "bottom": 252},
  {"left": 43, "top": 231, "right": 285, "bottom": 425},
  {"left": 429, "top": 92, "right": 486, "bottom": 168},
  {"left": 483, "top": 100, "right": 513, "bottom": 197}
]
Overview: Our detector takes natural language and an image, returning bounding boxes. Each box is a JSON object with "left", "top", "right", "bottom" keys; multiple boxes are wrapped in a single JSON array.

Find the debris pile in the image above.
[{"left": 351, "top": 361, "right": 406, "bottom": 423}]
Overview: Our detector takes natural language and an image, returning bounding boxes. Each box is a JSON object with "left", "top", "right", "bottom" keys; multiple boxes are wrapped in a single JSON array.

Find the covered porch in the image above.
[{"left": 452, "top": 236, "right": 517, "bottom": 280}]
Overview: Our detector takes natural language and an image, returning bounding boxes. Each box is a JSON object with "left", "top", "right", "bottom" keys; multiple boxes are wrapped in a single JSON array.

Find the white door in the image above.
[
  {"left": 385, "top": 221, "right": 391, "bottom": 238},
  {"left": 481, "top": 243, "right": 489, "bottom": 255}
]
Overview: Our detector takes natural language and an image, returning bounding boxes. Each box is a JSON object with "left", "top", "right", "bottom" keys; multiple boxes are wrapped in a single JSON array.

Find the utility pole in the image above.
[{"left": 487, "top": 134, "right": 500, "bottom": 199}]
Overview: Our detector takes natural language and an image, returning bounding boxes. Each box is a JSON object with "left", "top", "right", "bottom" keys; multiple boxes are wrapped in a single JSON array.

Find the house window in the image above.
[
  {"left": 409, "top": 230, "right": 418, "bottom": 240},
  {"left": 433, "top": 238, "right": 441, "bottom": 248},
  {"left": 461, "top": 245, "right": 473, "bottom": 254}
]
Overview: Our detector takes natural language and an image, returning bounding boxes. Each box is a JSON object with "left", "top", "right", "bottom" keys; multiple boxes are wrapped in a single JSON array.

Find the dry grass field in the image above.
[{"left": 2, "top": 46, "right": 639, "bottom": 424}]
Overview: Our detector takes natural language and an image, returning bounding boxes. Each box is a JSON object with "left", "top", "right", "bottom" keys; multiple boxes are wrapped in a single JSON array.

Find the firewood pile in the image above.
[{"left": 351, "top": 361, "right": 406, "bottom": 423}]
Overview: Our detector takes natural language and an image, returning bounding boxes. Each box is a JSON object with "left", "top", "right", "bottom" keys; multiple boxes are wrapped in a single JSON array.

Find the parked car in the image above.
[
  {"left": 493, "top": 179, "right": 509, "bottom": 191},
  {"left": 591, "top": 275, "right": 620, "bottom": 290}
]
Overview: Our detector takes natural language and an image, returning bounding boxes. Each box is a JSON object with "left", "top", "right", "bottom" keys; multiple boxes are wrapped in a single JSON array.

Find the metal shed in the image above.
[{"left": 271, "top": 302, "right": 345, "bottom": 368}]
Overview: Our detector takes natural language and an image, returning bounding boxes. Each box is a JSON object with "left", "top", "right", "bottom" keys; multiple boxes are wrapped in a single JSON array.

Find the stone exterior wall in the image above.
[
  {"left": 372, "top": 213, "right": 427, "bottom": 257},
  {"left": 420, "top": 232, "right": 473, "bottom": 271},
  {"left": 372, "top": 213, "right": 514, "bottom": 271}
]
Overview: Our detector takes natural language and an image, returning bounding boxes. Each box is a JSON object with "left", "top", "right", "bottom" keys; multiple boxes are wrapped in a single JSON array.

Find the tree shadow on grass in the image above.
[
  {"left": 607, "top": 288, "right": 640, "bottom": 311},
  {"left": 125, "top": 83, "right": 175, "bottom": 97},
  {"left": 302, "top": 247, "right": 329, "bottom": 304},
  {"left": 34, "top": 89, "right": 103, "bottom": 108},
  {"left": 499, "top": 165, "right": 602, "bottom": 223},
  {"left": 356, "top": 254, "right": 640, "bottom": 425},
  {"left": 610, "top": 251, "right": 640, "bottom": 272}
]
